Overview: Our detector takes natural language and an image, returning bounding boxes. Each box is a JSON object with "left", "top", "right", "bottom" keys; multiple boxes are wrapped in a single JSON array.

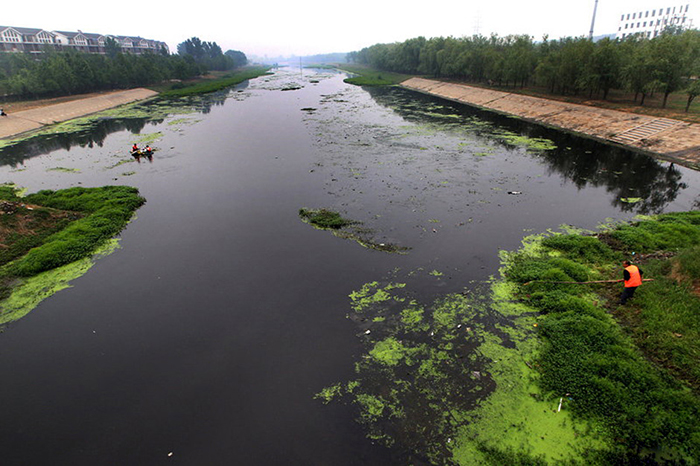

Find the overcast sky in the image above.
[{"left": 4, "top": 0, "right": 697, "bottom": 57}]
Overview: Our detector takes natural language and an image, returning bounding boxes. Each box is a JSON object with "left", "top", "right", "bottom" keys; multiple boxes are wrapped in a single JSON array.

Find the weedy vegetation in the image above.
[
  {"left": 320, "top": 211, "right": 700, "bottom": 464},
  {"left": 160, "top": 67, "right": 272, "bottom": 97},
  {"left": 0, "top": 185, "right": 145, "bottom": 315}
]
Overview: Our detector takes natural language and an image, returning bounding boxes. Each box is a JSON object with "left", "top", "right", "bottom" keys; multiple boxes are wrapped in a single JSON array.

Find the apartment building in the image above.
[
  {"left": 0, "top": 26, "right": 169, "bottom": 54},
  {"left": 617, "top": 3, "right": 695, "bottom": 39}
]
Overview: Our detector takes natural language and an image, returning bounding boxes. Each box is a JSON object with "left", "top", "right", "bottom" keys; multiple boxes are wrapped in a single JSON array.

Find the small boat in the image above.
[{"left": 131, "top": 149, "right": 154, "bottom": 158}]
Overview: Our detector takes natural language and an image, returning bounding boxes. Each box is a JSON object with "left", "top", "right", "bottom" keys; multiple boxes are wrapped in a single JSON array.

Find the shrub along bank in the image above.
[
  {"left": 318, "top": 211, "right": 700, "bottom": 464},
  {"left": 503, "top": 211, "right": 700, "bottom": 462},
  {"left": 0, "top": 185, "right": 145, "bottom": 309},
  {"left": 337, "top": 64, "right": 412, "bottom": 87},
  {"left": 159, "top": 67, "right": 271, "bottom": 97}
]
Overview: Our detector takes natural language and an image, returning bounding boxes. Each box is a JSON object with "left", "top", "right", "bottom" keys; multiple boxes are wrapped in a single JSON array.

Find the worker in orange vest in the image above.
[{"left": 619, "top": 260, "right": 643, "bottom": 305}]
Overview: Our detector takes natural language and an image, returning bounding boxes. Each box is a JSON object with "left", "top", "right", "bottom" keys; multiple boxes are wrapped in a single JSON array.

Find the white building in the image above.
[
  {"left": 617, "top": 2, "right": 696, "bottom": 39},
  {"left": 0, "top": 25, "right": 169, "bottom": 55}
]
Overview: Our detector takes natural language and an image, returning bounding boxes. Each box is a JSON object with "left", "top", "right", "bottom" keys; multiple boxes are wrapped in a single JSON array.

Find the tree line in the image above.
[
  {"left": 347, "top": 28, "right": 700, "bottom": 110},
  {"left": 0, "top": 37, "right": 247, "bottom": 99}
]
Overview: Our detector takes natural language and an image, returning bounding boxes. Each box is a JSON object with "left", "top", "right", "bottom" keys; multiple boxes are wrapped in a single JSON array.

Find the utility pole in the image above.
[{"left": 589, "top": 0, "right": 599, "bottom": 39}]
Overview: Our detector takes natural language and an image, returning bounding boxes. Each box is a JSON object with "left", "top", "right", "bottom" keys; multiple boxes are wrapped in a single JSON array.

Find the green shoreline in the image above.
[
  {"left": 321, "top": 212, "right": 700, "bottom": 464},
  {"left": 0, "top": 185, "right": 146, "bottom": 327},
  {"left": 0, "top": 67, "right": 272, "bottom": 324},
  {"left": 0, "top": 67, "right": 272, "bottom": 150}
]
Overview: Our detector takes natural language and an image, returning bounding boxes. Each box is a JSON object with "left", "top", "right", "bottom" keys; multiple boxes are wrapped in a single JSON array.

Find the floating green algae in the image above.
[
  {"left": 299, "top": 208, "right": 410, "bottom": 254},
  {"left": 47, "top": 167, "right": 80, "bottom": 173},
  {"left": 106, "top": 158, "right": 135, "bottom": 170},
  {"left": 135, "top": 132, "right": 164, "bottom": 144},
  {"left": 450, "top": 276, "right": 607, "bottom": 464},
  {"left": 493, "top": 130, "right": 557, "bottom": 151},
  {"left": 319, "top": 251, "right": 611, "bottom": 464},
  {"left": 0, "top": 239, "right": 119, "bottom": 326},
  {"left": 318, "top": 273, "right": 497, "bottom": 463},
  {"left": 490, "top": 222, "right": 700, "bottom": 463},
  {"left": 299, "top": 208, "right": 353, "bottom": 229},
  {"left": 0, "top": 97, "right": 195, "bottom": 151}
]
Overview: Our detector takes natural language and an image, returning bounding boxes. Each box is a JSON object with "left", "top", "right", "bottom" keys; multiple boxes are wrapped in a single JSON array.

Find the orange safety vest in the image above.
[{"left": 624, "top": 265, "right": 642, "bottom": 288}]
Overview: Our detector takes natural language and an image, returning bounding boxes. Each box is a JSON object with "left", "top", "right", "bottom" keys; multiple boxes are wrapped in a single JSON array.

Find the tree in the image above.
[
  {"left": 177, "top": 37, "right": 205, "bottom": 61},
  {"left": 685, "top": 79, "right": 700, "bottom": 111},
  {"left": 590, "top": 38, "right": 621, "bottom": 100},
  {"left": 651, "top": 30, "right": 700, "bottom": 107},
  {"left": 104, "top": 37, "right": 121, "bottom": 58},
  {"left": 177, "top": 37, "right": 236, "bottom": 72},
  {"left": 621, "top": 37, "right": 656, "bottom": 105},
  {"left": 225, "top": 50, "right": 247, "bottom": 68}
]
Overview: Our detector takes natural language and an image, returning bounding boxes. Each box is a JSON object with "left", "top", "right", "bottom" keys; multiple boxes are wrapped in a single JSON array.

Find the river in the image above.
[{"left": 0, "top": 67, "right": 698, "bottom": 465}]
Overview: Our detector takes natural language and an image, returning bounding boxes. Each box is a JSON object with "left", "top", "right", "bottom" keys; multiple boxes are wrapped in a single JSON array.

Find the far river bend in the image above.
[{"left": 0, "top": 67, "right": 698, "bottom": 465}]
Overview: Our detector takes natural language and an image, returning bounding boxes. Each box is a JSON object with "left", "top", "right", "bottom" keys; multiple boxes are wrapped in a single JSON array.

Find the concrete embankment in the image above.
[
  {"left": 401, "top": 77, "right": 700, "bottom": 168},
  {"left": 0, "top": 88, "right": 158, "bottom": 140}
]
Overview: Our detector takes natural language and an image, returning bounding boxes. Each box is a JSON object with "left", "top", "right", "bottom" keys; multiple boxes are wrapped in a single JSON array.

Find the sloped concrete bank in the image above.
[
  {"left": 0, "top": 88, "right": 158, "bottom": 140},
  {"left": 401, "top": 77, "right": 700, "bottom": 169}
]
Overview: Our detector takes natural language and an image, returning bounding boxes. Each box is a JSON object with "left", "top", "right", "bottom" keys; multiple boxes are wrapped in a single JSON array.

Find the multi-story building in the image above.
[
  {"left": 617, "top": 3, "right": 695, "bottom": 39},
  {"left": 0, "top": 25, "right": 169, "bottom": 54}
]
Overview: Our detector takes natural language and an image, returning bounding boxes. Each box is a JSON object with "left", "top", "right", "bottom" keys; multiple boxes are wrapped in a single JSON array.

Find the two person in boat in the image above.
[{"left": 131, "top": 144, "right": 153, "bottom": 157}]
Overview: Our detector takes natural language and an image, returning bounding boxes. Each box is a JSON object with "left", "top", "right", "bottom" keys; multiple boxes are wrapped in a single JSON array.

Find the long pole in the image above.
[
  {"left": 589, "top": 0, "right": 600, "bottom": 39},
  {"left": 522, "top": 278, "right": 654, "bottom": 286}
]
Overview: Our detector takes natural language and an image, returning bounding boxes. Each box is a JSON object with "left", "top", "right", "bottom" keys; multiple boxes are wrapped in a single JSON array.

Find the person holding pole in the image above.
[{"left": 619, "top": 260, "right": 643, "bottom": 305}]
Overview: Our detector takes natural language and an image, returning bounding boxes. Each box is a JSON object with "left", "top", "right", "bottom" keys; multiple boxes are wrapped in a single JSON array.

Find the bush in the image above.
[
  {"left": 541, "top": 234, "right": 616, "bottom": 262},
  {"left": 611, "top": 214, "right": 700, "bottom": 252},
  {"left": 299, "top": 208, "right": 352, "bottom": 229},
  {"left": 676, "top": 245, "right": 700, "bottom": 280},
  {"left": 10, "top": 186, "right": 145, "bottom": 276}
]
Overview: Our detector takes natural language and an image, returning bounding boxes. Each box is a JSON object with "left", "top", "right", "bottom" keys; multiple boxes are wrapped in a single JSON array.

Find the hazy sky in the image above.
[{"left": 4, "top": 0, "right": 696, "bottom": 57}]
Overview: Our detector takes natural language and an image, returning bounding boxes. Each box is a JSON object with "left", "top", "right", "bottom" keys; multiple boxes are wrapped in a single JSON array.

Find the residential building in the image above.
[
  {"left": 0, "top": 25, "right": 169, "bottom": 54},
  {"left": 617, "top": 2, "right": 697, "bottom": 39}
]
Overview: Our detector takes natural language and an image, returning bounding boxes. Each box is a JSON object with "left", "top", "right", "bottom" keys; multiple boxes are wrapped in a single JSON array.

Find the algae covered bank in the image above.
[{"left": 0, "top": 67, "right": 698, "bottom": 465}]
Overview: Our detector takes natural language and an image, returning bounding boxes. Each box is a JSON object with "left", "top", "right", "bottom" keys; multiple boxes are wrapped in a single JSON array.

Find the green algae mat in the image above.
[
  {"left": 0, "top": 185, "right": 145, "bottom": 326},
  {"left": 319, "top": 212, "right": 700, "bottom": 464}
]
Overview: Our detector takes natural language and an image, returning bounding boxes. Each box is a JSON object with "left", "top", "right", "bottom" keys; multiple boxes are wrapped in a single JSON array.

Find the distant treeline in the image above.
[
  {"left": 347, "top": 28, "right": 700, "bottom": 109},
  {"left": 0, "top": 36, "right": 247, "bottom": 99}
]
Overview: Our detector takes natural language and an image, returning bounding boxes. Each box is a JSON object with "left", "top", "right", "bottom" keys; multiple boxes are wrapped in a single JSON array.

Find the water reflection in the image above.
[
  {"left": 368, "top": 87, "right": 689, "bottom": 215},
  {"left": 0, "top": 87, "right": 239, "bottom": 167},
  {"left": 540, "top": 145, "right": 686, "bottom": 215},
  {"left": 0, "top": 118, "right": 157, "bottom": 168}
]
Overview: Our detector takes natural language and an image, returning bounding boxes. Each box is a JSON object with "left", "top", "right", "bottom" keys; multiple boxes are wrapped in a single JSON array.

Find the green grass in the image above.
[
  {"left": 337, "top": 64, "right": 412, "bottom": 87},
  {"left": 502, "top": 213, "right": 700, "bottom": 462},
  {"left": 615, "top": 246, "right": 700, "bottom": 391},
  {"left": 0, "top": 185, "right": 145, "bottom": 324},
  {"left": 304, "top": 64, "right": 337, "bottom": 70},
  {"left": 160, "top": 67, "right": 272, "bottom": 97},
  {"left": 5, "top": 186, "right": 145, "bottom": 277}
]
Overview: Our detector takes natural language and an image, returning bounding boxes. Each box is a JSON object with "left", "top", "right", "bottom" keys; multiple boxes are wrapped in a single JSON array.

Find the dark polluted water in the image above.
[{"left": 0, "top": 68, "right": 698, "bottom": 466}]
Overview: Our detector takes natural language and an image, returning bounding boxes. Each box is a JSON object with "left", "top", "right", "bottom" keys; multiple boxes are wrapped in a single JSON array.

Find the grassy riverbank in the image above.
[
  {"left": 336, "top": 64, "right": 412, "bottom": 86},
  {"left": 159, "top": 66, "right": 272, "bottom": 97},
  {"left": 320, "top": 211, "right": 700, "bottom": 464},
  {"left": 496, "top": 212, "right": 700, "bottom": 463},
  {"left": 0, "top": 185, "right": 145, "bottom": 325}
]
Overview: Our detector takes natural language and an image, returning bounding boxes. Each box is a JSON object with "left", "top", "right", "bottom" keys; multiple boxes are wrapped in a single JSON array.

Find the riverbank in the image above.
[
  {"left": 401, "top": 77, "right": 700, "bottom": 169},
  {"left": 0, "top": 88, "right": 158, "bottom": 140},
  {"left": 0, "top": 185, "right": 145, "bottom": 326},
  {"left": 323, "top": 212, "right": 700, "bottom": 464}
]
